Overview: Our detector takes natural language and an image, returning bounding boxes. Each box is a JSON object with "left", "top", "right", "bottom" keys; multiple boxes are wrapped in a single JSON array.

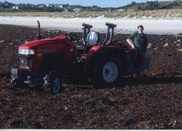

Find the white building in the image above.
[{"left": 12, "top": 6, "right": 19, "bottom": 10}]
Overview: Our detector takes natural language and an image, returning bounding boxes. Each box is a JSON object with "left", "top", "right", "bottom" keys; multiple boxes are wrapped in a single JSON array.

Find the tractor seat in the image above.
[{"left": 86, "top": 31, "right": 99, "bottom": 46}]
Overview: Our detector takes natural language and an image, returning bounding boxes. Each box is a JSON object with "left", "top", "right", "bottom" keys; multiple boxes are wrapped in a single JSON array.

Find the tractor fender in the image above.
[{"left": 86, "top": 46, "right": 126, "bottom": 76}]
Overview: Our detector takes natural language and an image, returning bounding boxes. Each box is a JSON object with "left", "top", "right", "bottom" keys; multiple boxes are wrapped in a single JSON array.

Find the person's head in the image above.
[{"left": 137, "top": 25, "right": 144, "bottom": 34}]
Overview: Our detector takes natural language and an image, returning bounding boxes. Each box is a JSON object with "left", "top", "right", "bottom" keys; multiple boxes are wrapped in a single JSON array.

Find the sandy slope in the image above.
[{"left": 0, "top": 16, "right": 182, "bottom": 34}]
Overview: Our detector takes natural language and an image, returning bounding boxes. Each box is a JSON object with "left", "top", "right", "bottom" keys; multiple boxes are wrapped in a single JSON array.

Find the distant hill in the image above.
[
  {"left": 1, "top": 0, "right": 182, "bottom": 12},
  {"left": 123, "top": 0, "right": 182, "bottom": 10},
  {"left": 0, "top": 1, "right": 118, "bottom": 12}
]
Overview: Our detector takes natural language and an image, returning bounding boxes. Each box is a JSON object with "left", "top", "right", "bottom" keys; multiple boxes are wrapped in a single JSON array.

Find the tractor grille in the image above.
[{"left": 19, "top": 55, "right": 32, "bottom": 69}]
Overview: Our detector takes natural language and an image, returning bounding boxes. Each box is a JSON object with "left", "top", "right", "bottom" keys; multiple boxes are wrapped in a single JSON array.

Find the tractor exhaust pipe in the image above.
[{"left": 37, "top": 20, "right": 42, "bottom": 39}]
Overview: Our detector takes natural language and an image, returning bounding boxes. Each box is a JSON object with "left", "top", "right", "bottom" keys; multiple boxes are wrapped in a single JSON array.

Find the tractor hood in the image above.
[{"left": 19, "top": 35, "right": 68, "bottom": 50}]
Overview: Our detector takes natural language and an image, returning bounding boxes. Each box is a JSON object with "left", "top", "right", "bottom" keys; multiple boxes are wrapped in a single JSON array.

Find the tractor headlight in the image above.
[
  {"left": 18, "top": 48, "right": 34, "bottom": 70},
  {"left": 18, "top": 48, "right": 35, "bottom": 55}
]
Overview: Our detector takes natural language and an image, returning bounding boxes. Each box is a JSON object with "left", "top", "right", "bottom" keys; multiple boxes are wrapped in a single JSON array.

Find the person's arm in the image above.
[
  {"left": 126, "top": 38, "right": 135, "bottom": 49},
  {"left": 126, "top": 32, "right": 137, "bottom": 49}
]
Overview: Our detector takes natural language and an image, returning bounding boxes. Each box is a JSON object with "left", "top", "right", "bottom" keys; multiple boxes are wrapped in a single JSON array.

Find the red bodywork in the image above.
[
  {"left": 18, "top": 34, "right": 102, "bottom": 74},
  {"left": 19, "top": 35, "right": 75, "bottom": 71}
]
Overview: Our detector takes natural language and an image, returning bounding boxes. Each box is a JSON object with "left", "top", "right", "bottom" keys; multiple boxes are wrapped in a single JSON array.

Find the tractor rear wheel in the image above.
[{"left": 93, "top": 57, "right": 121, "bottom": 87}]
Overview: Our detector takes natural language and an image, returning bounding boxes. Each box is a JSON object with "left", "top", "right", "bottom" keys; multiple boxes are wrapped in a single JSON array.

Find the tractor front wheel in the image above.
[
  {"left": 10, "top": 79, "right": 24, "bottom": 89},
  {"left": 51, "top": 77, "right": 62, "bottom": 95},
  {"left": 44, "top": 71, "right": 62, "bottom": 95}
]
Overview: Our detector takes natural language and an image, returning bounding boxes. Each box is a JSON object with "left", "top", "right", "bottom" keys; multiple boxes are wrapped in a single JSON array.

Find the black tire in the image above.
[
  {"left": 93, "top": 57, "right": 121, "bottom": 87},
  {"left": 48, "top": 71, "right": 62, "bottom": 95},
  {"left": 10, "top": 79, "right": 24, "bottom": 89},
  {"left": 51, "top": 77, "right": 62, "bottom": 95}
]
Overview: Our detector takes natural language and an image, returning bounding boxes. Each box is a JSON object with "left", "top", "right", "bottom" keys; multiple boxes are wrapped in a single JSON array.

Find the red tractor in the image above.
[{"left": 10, "top": 21, "right": 150, "bottom": 94}]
